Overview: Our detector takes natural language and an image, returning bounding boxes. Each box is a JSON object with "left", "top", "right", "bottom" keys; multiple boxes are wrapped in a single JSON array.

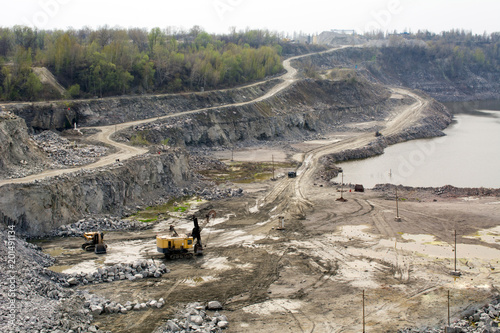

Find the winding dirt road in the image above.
[{"left": 0, "top": 46, "right": 349, "bottom": 188}]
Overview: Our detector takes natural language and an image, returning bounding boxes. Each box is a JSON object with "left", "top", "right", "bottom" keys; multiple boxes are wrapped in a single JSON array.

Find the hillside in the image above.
[{"left": 297, "top": 45, "right": 500, "bottom": 102}]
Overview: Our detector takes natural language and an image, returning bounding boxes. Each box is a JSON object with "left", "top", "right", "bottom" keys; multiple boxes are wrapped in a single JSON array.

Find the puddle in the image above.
[
  {"left": 43, "top": 247, "right": 73, "bottom": 257},
  {"left": 242, "top": 299, "right": 303, "bottom": 315}
]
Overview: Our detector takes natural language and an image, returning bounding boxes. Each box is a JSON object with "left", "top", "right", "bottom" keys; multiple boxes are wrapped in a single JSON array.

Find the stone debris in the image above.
[
  {"left": 154, "top": 302, "right": 228, "bottom": 333},
  {"left": 64, "top": 260, "right": 170, "bottom": 286},
  {"left": 49, "top": 216, "right": 150, "bottom": 237},
  {"left": 399, "top": 297, "right": 500, "bottom": 333},
  {"left": 0, "top": 231, "right": 109, "bottom": 333},
  {"left": 81, "top": 291, "right": 165, "bottom": 316},
  {"left": 33, "top": 130, "right": 108, "bottom": 168}
]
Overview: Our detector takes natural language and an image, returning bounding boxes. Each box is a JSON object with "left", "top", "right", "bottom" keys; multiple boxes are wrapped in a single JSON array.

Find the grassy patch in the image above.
[
  {"left": 129, "top": 196, "right": 195, "bottom": 221},
  {"left": 130, "top": 131, "right": 150, "bottom": 146},
  {"left": 199, "top": 161, "right": 298, "bottom": 184}
]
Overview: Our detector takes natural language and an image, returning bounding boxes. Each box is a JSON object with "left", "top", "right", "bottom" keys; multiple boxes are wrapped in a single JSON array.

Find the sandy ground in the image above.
[{"left": 39, "top": 158, "right": 500, "bottom": 333}]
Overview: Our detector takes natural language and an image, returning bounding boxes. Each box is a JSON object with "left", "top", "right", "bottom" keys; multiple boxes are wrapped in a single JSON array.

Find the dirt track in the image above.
[
  {"left": 39, "top": 87, "right": 500, "bottom": 332},
  {"left": 10, "top": 47, "right": 500, "bottom": 331}
]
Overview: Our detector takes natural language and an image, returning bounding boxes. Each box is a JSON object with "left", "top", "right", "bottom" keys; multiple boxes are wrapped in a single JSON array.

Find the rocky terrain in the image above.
[
  {"left": 0, "top": 229, "right": 109, "bottom": 333},
  {"left": 399, "top": 296, "right": 500, "bottom": 332},
  {"left": 118, "top": 78, "right": 397, "bottom": 147},
  {"left": 296, "top": 47, "right": 500, "bottom": 102},
  {"left": 33, "top": 130, "right": 109, "bottom": 168},
  {"left": 0, "top": 112, "right": 49, "bottom": 179},
  {"left": 2, "top": 79, "right": 280, "bottom": 131},
  {"left": 153, "top": 302, "right": 229, "bottom": 333}
]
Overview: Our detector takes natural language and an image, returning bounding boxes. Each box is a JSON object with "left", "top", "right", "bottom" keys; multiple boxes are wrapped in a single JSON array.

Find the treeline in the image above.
[
  {"left": 0, "top": 26, "right": 294, "bottom": 101},
  {"left": 366, "top": 29, "right": 500, "bottom": 79}
]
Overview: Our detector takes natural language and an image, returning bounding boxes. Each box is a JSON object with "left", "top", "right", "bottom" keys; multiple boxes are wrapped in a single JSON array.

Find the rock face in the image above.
[
  {"left": 5, "top": 79, "right": 280, "bottom": 131},
  {"left": 122, "top": 79, "right": 396, "bottom": 147},
  {"left": 299, "top": 47, "right": 500, "bottom": 102},
  {"left": 0, "top": 112, "right": 49, "bottom": 178},
  {"left": 0, "top": 150, "right": 191, "bottom": 237}
]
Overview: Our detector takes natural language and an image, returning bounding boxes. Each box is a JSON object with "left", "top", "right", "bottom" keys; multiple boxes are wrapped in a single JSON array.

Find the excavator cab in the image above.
[{"left": 82, "top": 232, "right": 107, "bottom": 254}]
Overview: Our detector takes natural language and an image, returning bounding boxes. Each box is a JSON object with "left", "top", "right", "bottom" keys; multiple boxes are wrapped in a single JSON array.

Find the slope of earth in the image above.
[
  {"left": 1, "top": 79, "right": 281, "bottom": 131},
  {"left": 297, "top": 46, "right": 500, "bottom": 102},
  {"left": 0, "top": 112, "right": 49, "bottom": 179}
]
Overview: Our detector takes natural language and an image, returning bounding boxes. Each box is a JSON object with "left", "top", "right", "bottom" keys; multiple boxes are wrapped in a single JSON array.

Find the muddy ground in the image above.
[{"left": 39, "top": 144, "right": 500, "bottom": 332}]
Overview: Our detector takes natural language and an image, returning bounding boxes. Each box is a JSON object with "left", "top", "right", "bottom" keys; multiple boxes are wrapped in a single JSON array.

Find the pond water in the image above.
[{"left": 333, "top": 100, "right": 500, "bottom": 188}]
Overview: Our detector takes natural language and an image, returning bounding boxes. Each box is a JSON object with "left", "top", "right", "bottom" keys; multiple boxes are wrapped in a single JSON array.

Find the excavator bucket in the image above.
[{"left": 95, "top": 243, "right": 107, "bottom": 254}]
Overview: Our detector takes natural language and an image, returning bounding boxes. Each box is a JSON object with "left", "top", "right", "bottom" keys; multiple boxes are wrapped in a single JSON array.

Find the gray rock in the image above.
[
  {"left": 166, "top": 320, "right": 180, "bottom": 332},
  {"left": 207, "top": 301, "right": 223, "bottom": 310},
  {"left": 67, "top": 277, "right": 79, "bottom": 285}
]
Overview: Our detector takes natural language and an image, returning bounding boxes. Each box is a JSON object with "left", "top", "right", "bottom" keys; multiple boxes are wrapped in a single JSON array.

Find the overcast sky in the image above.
[{"left": 2, "top": 0, "right": 500, "bottom": 35}]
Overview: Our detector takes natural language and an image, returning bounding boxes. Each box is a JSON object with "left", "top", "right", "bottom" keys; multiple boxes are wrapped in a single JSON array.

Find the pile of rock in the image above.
[
  {"left": 66, "top": 260, "right": 169, "bottom": 286},
  {"left": 399, "top": 297, "right": 500, "bottom": 333},
  {"left": 33, "top": 130, "right": 108, "bottom": 168},
  {"left": 155, "top": 301, "right": 229, "bottom": 332},
  {"left": 0, "top": 231, "right": 109, "bottom": 333},
  {"left": 50, "top": 216, "right": 150, "bottom": 237},
  {"left": 197, "top": 187, "right": 244, "bottom": 201},
  {"left": 81, "top": 292, "right": 165, "bottom": 316}
]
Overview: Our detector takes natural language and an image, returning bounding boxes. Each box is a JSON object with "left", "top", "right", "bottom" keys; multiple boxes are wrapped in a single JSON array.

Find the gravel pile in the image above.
[
  {"left": 0, "top": 230, "right": 109, "bottom": 333},
  {"left": 399, "top": 297, "right": 500, "bottom": 333},
  {"left": 65, "top": 260, "right": 170, "bottom": 286},
  {"left": 81, "top": 291, "right": 165, "bottom": 316},
  {"left": 154, "top": 301, "right": 228, "bottom": 333},
  {"left": 50, "top": 216, "right": 150, "bottom": 237},
  {"left": 33, "top": 130, "right": 108, "bottom": 168}
]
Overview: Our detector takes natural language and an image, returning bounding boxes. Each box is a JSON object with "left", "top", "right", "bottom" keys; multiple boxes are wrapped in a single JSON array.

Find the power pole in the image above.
[
  {"left": 362, "top": 290, "right": 365, "bottom": 333},
  {"left": 454, "top": 230, "right": 457, "bottom": 272},
  {"left": 395, "top": 187, "right": 401, "bottom": 222},
  {"left": 336, "top": 170, "right": 347, "bottom": 202},
  {"left": 272, "top": 154, "right": 275, "bottom": 180}
]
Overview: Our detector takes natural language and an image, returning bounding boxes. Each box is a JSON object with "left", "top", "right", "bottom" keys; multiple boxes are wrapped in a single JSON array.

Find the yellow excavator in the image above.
[
  {"left": 81, "top": 232, "right": 107, "bottom": 254},
  {"left": 157, "top": 210, "right": 216, "bottom": 259}
]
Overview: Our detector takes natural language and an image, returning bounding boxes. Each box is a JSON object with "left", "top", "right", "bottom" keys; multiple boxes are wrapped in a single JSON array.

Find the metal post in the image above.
[
  {"left": 448, "top": 290, "right": 450, "bottom": 326},
  {"left": 395, "top": 187, "right": 402, "bottom": 222},
  {"left": 454, "top": 230, "right": 457, "bottom": 272},
  {"left": 396, "top": 187, "right": 399, "bottom": 217},
  {"left": 341, "top": 172, "right": 344, "bottom": 199},
  {"left": 272, "top": 155, "right": 275, "bottom": 180},
  {"left": 362, "top": 290, "right": 365, "bottom": 333}
]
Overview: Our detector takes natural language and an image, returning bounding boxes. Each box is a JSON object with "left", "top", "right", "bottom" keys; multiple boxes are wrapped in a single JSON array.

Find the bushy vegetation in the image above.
[
  {"left": 367, "top": 29, "right": 500, "bottom": 79},
  {"left": 0, "top": 26, "right": 296, "bottom": 101}
]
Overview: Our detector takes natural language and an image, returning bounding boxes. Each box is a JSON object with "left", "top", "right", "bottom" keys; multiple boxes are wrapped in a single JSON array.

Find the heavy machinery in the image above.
[
  {"left": 157, "top": 210, "right": 216, "bottom": 259},
  {"left": 81, "top": 232, "right": 107, "bottom": 254}
]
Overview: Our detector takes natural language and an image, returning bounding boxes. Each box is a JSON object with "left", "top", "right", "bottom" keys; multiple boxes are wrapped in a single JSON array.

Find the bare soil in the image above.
[{"left": 40, "top": 151, "right": 500, "bottom": 333}]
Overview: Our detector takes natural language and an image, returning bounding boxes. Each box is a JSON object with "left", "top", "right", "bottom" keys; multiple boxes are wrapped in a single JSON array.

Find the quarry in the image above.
[{"left": 1, "top": 42, "right": 500, "bottom": 333}]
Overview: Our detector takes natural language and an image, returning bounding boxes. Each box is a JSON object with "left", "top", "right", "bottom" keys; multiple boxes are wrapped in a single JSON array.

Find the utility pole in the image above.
[
  {"left": 362, "top": 290, "right": 365, "bottom": 333},
  {"left": 336, "top": 170, "right": 347, "bottom": 202},
  {"left": 448, "top": 290, "right": 450, "bottom": 327},
  {"left": 395, "top": 187, "right": 401, "bottom": 222},
  {"left": 272, "top": 155, "right": 275, "bottom": 180},
  {"left": 450, "top": 229, "right": 461, "bottom": 276},
  {"left": 454, "top": 230, "right": 457, "bottom": 272}
]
